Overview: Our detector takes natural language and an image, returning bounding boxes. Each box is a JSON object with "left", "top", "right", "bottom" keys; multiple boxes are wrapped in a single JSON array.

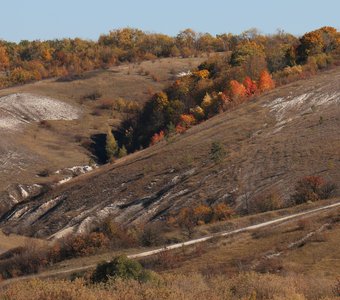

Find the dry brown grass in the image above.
[
  {"left": 0, "top": 205, "right": 339, "bottom": 299},
  {"left": 4, "top": 67, "right": 338, "bottom": 239},
  {"left": 0, "top": 56, "right": 205, "bottom": 215},
  {"left": 1, "top": 272, "right": 338, "bottom": 300},
  {"left": 0, "top": 231, "right": 45, "bottom": 255},
  {"left": 164, "top": 207, "right": 340, "bottom": 281}
]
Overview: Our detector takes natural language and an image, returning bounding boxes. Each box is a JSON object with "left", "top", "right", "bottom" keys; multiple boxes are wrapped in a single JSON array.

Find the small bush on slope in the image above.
[
  {"left": 210, "top": 141, "right": 227, "bottom": 163},
  {"left": 91, "top": 255, "right": 153, "bottom": 283},
  {"left": 291, "top": 176, "right": 337, "bottom": 204}
]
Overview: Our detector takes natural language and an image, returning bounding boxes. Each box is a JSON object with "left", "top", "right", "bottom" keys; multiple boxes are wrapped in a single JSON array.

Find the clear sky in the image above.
[{"left": 1, "top": 0, "right": 339, "bottom": 42}]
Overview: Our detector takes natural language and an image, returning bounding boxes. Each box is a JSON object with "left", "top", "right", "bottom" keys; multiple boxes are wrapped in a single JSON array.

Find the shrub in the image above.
[
  {"left": 179, "top": 114, "right": 196, "bottom": 128},
  {"left": 333, "top": 278, "right": 340, "bottom": 297},
  {"left": 97, "top": 99, "right": 114, "bottom": 110},
  {"left": 140, "top": 224, "right": 165, "bottom": 247},
  {"left": 150, "top": 130, "right": 165, "bottom": 145},
  {"left": 193, "top": 204, "right": 213, "bottom": 224},
  {"left": 37, "top": 168, "right": 51, "bottom": 177},
  {"left": 255, "top": 258, "right": 284, "bottom": 274},
  {"left": 2, "top": 272, "right": 337, "bottom": 300},
  {"left": 319, "top": 182, "right": 337, "bottom": 199},
  {"left": 117, "top": 145, "right": 127, "bottom": 158},
  {"left": 291, "top": 176, "right": 337, "bottom": 204},
  {"left": 273, "top": 65, "right": 303, "bottom": 85},
  {"left": 83, "top": 90, "right": 102, "bottom": 100},
  {"left": 212, "top": 203, "right": 234, "bottom": 221},
  {"left": 59, "top": 232, "right": 109, "bottom": 258},
  {"left": 296, "top": 219, "right": 312, "bottom": 231},
  {"left": 175, "top": 124, "right": 187, "bottom": 134},
  {"left": 249, "top": 191, "right": 283, "bottom": 213},
  {"left": 190, "top": 105, "right": 205, "bottom": 121},
  {"left": 171, "top": 203, "right": 234, "bottom": 236},
  {"left": 210, "top": 141, "right": 226, "bottom": 163},
  {"left": 9, "top": 67, "right": 34, "bottom": 84},
  {"left": 91, "top": 255, "right": 152, "bottom": 283},
  {"left": 0, "top": 242, "right": 48, "bottom": 279},
  {"left": 98, "top": 217, "right": 138, "bottom": 249},
  {"left": 192, "top": 69, "right": 210, "bottom": 79},
  {"left": 140, "top": 250, "right": 179, "bottom": 270},
  {"left": 113, "top": 98, "right": 140, "bottom": 113},
  {"left": 38, "top": 120, "right": 52, "bottom": 129}
]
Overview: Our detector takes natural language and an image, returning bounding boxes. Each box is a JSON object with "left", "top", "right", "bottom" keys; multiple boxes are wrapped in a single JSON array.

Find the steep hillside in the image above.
[
  {"left": 0, "top": 57, "right": 205, "bottom": 215},
  {"left": 1, "top": 67, "right": 339, "bottom": 238}
]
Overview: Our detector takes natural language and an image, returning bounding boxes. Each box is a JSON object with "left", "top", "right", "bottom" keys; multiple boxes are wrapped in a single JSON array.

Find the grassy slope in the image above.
[
  {"left": 1, "top": 200, "right": 338, "bottom": 300},
  {"left": 3, "top": 67, "right": 339, "bottom": 238},
  {"left": 0, "top": 231, "right": 45, "bottom": 254},
  {"left": 166, "top": 204, "right": 340, "bottom": 279},
  {"left": 0, "top": 57, "right": 205, "bottom": 193},
  {"left": 38, "top": 199, "right": 339, "bottom": 279}
]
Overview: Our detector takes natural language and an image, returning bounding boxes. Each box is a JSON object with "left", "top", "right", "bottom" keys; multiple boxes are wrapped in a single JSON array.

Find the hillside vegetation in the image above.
[
  {"left": 0, "top": 26, "right": 338, "bottom": 238},
  {"left": 115, "top": 26, "right": 340, "bottom": 152},
  {"left": 0, "top": 26, "right": 339, "bottom": 299},
  {"left": 0, "top": 56, "right": 205, "bottom": 216},
  {"left": 0, "top": 27, "right": 249, "bottom": 88},
  {"left": 1, "top": 203, "right": 339, "bottom": 299},
  {"left": 1, "top": 65, "right": 339, "bottom": 238}
]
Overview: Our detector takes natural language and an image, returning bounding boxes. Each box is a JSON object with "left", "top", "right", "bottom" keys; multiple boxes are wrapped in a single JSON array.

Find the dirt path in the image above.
[{"left": 0, "top": 201, "right": 339, "bottom": 287}]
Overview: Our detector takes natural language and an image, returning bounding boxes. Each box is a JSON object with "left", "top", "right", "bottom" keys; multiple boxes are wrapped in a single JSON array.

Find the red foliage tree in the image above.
[
  {"left": 150, "top": 130, "right": 165, "bottom": 145},
  {"left": 243, "top": 76, "right": 258, "bottom": 96},
  {"left": 292, "top": 175, "right": 325, "bottom": 204}
]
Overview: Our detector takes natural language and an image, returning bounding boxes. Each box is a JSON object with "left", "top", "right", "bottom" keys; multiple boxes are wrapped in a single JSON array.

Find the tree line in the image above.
[
  {"left": 113, "top": 26, "right": 340, "bottom": 154},
  {"left": 0, "top": 28, "right": 265, "bottom": 87}
]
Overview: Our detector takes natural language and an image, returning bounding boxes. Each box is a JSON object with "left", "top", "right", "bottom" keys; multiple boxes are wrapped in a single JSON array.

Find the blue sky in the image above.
[{"left": 1, "top": 0, "right": 339, "bottom": 42}]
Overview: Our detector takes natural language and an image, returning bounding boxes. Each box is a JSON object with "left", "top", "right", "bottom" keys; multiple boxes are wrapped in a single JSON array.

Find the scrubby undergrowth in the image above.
[{"left": 1, "top": 272, "right": 338, "bottom": 300}]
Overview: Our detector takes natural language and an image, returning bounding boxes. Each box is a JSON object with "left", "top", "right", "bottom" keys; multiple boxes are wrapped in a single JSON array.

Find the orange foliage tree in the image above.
[
  {"left": 193, "top": 204, "right": 212, "bottom": 225},
  {"left": 229, "top": 80, "right": 247, "bottom": 100},
  {"left": 258, "top": 70, "right": 275, "bottom": 91},
  {"left": 180, "top": 114, "right": 196, "bottom": 126},
  {"left": 176, "top": 114, "right": 196, "bottom": 133},
  {"left": 297, "top": 26, "right": 339, "bottom": 62},
  {"left": 0, "top": 46, "right": 10, "bottom": 71},
  {"left": 212, "top": 203, "right": 234, "bottom": 221},
  {"left": 193, "top": 69, "right": 210, "bottom": 79}
]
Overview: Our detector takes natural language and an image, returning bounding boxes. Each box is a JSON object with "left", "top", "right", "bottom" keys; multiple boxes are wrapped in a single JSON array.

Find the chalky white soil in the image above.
[{"left": 0, "top": 93, "right": 80, "bottom": 130}]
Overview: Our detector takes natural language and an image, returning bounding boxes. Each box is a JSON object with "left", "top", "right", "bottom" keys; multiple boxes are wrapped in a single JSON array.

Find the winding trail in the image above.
[{"left": 0, "top": 201, "right": 339, "bottom": 288}]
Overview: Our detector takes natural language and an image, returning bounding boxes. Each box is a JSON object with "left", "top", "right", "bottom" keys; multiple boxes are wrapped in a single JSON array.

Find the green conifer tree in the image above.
[{"left": 106, "top": 128, "right": 118, "bottom": 162}]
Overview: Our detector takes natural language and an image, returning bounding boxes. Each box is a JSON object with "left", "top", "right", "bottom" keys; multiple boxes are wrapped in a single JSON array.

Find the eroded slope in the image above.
[{"left": 1, "top": 68, "right": 340, "bottom": 238}]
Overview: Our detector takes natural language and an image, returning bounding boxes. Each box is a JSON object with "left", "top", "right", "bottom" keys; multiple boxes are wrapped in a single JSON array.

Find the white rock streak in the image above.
[
  {"left": 265, "top": 91, "right": 340, "bottom": 127},
  {"left": 0, "top": 93, "right": 80, "bottom": 130}
]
